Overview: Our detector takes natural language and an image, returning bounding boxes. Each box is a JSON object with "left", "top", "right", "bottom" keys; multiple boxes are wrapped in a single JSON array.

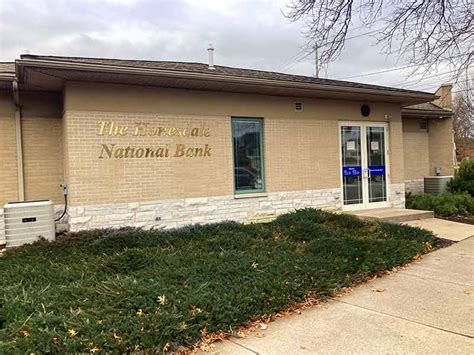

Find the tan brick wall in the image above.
[
  {"left": 63, "top": 111, "right": 233, "bottom": 205},
  {"left": 22, "top": 117, "right": 64, "bottom": 203},
  {"left": 387, "top": 117, "right": 405, "bottom": 184},
  {"left": 0, "top": 90, "right": 19, "bottom": 206},
  {"left": 429, "top": 118, "right": 455, "bottom": 176},
  {"left": 63, "top": 82, "right": 405, "bottom": 206},
  {"left": 402, "top": 117, "right": 454, "bottom": 180},
  {"left": 0, "top": 91, "right": 64, "bottom": 206},
  {"left": 434, "top": 84, "right": 452, "bottom": 110},
  {"left": 265, "top": 117, "right": 340, "bottom": 191},
  {"left": 402, "top": 118, "right": 430, "bottom": 180}
]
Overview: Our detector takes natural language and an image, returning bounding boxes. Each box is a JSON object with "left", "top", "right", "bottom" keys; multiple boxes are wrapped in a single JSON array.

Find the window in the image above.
[
  {"left": 232, "top": 118, "right": 265, "bottom": 193},
  {"left": 419, "top": 119, "right": 429, "bottom": 132}
]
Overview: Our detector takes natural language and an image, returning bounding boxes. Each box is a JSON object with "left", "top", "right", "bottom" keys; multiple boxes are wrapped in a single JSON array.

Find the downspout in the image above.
[{"left": 12, "top": 80, "right": 25, "bottom": 201}]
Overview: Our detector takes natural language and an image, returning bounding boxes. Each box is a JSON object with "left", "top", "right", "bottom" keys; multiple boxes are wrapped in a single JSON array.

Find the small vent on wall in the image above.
[
  {"left": 419, "top": 119, "right": 429, "bottom": 132},
  {"left": 294, "top": 102, "right": 303, "bottom": 112}
]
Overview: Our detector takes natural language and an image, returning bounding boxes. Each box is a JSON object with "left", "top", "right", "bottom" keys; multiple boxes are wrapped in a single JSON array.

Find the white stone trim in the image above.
[
  {"left": 405, "top": 179, "right": 424, "bottom": 194},
  {"left": 67, "top": 188, "right": 343, "bottom": 232},
  {"left": 0, "top": 208, "right": 5, "bottom": 248},
  {"left": 390, "top": 183, "right": 406, "bottom": 208},
  {"left": 0, "top": 184, "right": 407, "bottom": 238},
  {"left": 54, "top": 204, "right": 68, "bottom": 232}
]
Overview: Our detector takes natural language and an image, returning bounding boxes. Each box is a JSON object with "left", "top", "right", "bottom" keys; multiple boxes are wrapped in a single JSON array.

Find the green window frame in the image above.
[{"left": 231, "top": 117, "right": 265, "bottom": 194}]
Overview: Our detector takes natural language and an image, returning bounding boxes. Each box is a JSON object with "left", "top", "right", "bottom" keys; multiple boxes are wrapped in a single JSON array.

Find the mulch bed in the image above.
[{"left": 436, "top": 215, "right": 474, "bottom": 225}]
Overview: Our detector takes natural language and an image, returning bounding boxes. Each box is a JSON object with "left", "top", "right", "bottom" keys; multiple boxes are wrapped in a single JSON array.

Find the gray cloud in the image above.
[{"left": 0, "top": 0, "right": 456, "bottom": 92}]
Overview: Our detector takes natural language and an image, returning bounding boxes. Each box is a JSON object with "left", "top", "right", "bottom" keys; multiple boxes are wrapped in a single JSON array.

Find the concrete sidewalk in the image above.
[
  {"left": 210, "top": 222, "right": 474, "bottom": 354},
  {"left": 404, "top": 218, "right": 474, "bottom": 242}
]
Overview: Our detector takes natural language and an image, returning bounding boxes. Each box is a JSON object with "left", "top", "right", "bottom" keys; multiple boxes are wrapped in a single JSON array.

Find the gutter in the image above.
[
  {"left": 401, "top": 108, "right": 453, "bottom": 118},
  {"left": 12, "top": 80, "right": 25, "bottom": 201},
  {"left": 16, "top": 58, "right": 437, "bottom": 103}
]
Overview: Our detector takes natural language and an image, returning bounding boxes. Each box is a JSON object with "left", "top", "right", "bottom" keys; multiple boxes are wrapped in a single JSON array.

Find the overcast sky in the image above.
[{"left": 0, "top": 0, "right": 462, "bottom": 93}]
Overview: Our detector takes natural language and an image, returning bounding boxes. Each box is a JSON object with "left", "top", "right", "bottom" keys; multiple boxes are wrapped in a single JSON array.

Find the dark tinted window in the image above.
[{"left": 232, "top": 118, "right": 264, "bottom": 193}]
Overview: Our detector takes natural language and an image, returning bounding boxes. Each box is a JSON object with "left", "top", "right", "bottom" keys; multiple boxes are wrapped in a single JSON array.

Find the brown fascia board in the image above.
[
  {"left": 401, "top": 108, "right": 453, "bottom": 118},
  {"left": 0, "top": 73, "right": 16, "bottom": 81},
  {"left": 16, "top": 58, "right": 437, "bottom": 103}
]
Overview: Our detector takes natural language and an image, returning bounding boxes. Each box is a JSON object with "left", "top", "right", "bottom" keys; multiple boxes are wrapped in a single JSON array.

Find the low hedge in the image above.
[
  {"left": 406, "top": 192, "right": 474, "bottom": 217},
  {"left": 0, "top": 209, "right": 436, "bottom": 353}
]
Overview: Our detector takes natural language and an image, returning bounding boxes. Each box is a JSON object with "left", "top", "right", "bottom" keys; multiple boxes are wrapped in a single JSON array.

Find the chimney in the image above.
[
  {"left": 434, "top": 83, "right": 452, "bottom": 110},
  {"left": 207, "top": 44, "right": 215, "bottom": 70}
]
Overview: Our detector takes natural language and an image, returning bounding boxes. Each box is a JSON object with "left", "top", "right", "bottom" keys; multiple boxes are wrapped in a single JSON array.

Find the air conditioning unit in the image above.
[
  {"left": 424, "top": 176, "right": 453, "bottom": 195},
  {"left": 3, "top": 200, "right": 55, "bottom": 248}
]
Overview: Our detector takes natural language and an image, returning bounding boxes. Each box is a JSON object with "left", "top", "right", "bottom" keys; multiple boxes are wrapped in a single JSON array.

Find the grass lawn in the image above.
[{"left": 0, "top": 209, "right": 436, "bottom": 353}]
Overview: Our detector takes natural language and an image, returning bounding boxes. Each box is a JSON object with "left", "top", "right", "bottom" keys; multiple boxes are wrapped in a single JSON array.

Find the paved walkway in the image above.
[
  {"left": 404, "top": 218, "right": 474, "bottom": 242},
  {"left": 210, "top": 220, "right": 474, "bottom": 354}
]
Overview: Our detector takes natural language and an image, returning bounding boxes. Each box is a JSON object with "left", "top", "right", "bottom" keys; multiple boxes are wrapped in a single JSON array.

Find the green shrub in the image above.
[
  {"left": 0, "top": 209, "right": 435, "bottom": 353},
  {"left": 406, "top": 192, "right": 474, "bottom": 216},
  {"left": 448, "top": 159, "right": 474, "bottom": 196}
]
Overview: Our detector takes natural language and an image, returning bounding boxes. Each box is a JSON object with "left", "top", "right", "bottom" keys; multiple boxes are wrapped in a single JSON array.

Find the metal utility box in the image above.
[{"left": 3, "top": 200, "right": 55, "bottom": 248}]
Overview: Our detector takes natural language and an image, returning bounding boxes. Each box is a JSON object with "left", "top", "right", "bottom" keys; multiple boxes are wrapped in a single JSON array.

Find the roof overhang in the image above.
[
  {"left": 0, "top": 72, "right": 15, "bottom": 90},
  {"left": 401, "top": 107, "right": 453, "bottom": 119},
  {"left": 16, "top": 58, "right": 437, "bottom": 105}
]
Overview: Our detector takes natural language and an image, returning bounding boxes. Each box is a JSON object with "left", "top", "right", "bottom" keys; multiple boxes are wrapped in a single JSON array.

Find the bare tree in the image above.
[
  {"left": 452, "top": 77, "right": 474, "bottom": 159},
  {"left": 453, "top": 94, "right": 472, "bottom": 140},
  {"left": 284, "top": 0, "right": 473, "bottom": 78}
]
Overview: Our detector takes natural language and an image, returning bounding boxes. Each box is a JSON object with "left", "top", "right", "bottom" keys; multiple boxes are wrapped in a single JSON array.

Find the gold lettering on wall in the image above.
[{"left": 97, "top": 120, "right": 212, "bottom": 159}]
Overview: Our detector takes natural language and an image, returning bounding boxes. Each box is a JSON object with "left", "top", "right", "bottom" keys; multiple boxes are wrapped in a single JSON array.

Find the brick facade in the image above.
[
  {"left": 402, "top": 117, "right": 455, "bottom": 190},
  {"left": 0, "top": 91, "right": 19, "bottom": 207},
  {"left": 0, "top": 80, "right": 455, "bottom": 239},
  {"left": 22, "top": 116, "right": 64, "bottom": 203}
]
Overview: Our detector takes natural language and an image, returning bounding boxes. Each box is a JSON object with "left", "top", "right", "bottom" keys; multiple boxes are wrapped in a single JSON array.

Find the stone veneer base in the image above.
[
  {"left": 405, "top": 179, "right": 425, "bottom": 194},
  {"left": 390, "top": 183, "right": 406, "bottom": 208},
  {"left": 67, "top": 185, "right": 406, "bottom": 232},
  {"left": 0, "top": 185, "right": 406, "bottom": 239}
]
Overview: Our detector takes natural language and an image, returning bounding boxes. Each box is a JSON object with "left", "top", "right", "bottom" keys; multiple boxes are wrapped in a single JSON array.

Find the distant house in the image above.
[{"left": 0, "top": 54, "right": 454, "bottom": 239}]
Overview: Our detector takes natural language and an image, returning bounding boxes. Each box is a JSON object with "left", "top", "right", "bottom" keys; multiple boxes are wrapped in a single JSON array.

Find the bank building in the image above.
[{"left": 0, "top": 51, "right": 454, "bottom": 248}]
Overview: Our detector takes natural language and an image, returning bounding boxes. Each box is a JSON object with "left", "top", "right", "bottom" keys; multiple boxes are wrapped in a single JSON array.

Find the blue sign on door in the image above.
[
  {"left": 343, "top": 166, "right": 362, "bottom": 177},
  {"left": 369, "top": 165, "right": 386, "bottom": 176}
]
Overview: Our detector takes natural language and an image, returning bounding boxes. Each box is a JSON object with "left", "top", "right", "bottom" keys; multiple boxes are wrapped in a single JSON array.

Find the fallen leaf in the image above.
[
  {"left": 236, "top": 331, "right": 247, "bottom": 338},
  {"left": 158, "top": 294, "right": 167, "bottom": 305},
  {"left": 255, "top": 332, "right": 266, "bottom": 338},
  {"left": 371, "top": 287, "right": 386, "bottom": 293}
]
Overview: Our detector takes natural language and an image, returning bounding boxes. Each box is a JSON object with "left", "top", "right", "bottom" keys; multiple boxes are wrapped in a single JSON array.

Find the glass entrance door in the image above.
[{"left": 340, "top": 122, "right": 389, "bottom": 210}]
